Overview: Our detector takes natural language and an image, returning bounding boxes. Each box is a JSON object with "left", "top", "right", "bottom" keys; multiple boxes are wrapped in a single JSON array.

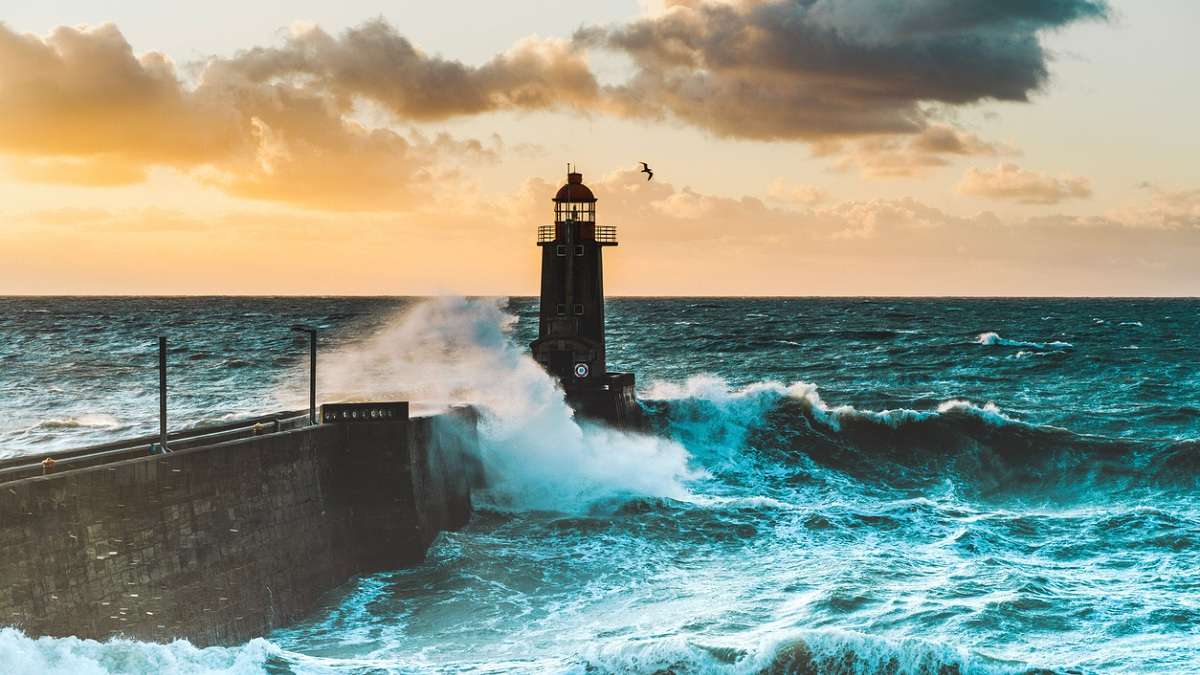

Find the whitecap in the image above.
[
  {"left": 577, "top": 627, "right": 1023, "bottom": 674},
  {"left": 644, "top": 374, "right": 1027, "bottom": 435},
  {"left": 975, "top": 331, "right": 1072, "bottom": 350},
  {"left": 33, "top": 414, "right": 122, "bottom": 431}
]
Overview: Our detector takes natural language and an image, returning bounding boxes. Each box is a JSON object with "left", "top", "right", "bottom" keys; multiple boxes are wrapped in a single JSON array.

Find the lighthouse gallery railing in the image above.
[{"left": 537, "top": 224, "right": 618, "bottom": 244}]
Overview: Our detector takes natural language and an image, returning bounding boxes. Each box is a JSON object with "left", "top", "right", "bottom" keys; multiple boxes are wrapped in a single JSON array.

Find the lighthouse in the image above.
[{"left": 531, "top": 167, "right": 639, "bottom": 426}]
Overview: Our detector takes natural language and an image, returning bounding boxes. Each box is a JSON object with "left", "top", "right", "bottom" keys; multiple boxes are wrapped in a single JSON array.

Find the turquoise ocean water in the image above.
[{"left": 0, "top": 297, "right": 1197, "bottom": 673}]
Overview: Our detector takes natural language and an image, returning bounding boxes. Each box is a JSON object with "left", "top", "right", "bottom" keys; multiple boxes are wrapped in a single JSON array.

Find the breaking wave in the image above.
[
  {"left": 308, "top": 297, "right": 699, "bottom": 513},
  {"left": 644, "top": 374, "right": 1026, "bottom": 435},
  {"left": 975, "top": 332, "right": 1072, "bottom": 350},
  {"left": 576, "top": 628, "right": 1028, "bottom": 674},
  {"left": 0, "top": 628, "right": 278, "bottom": 675},
  {"left": 642, "top": 375, "right": 1196, "bottom": 497},
  {"left": 0, "top": 620, "right": 1036, "bottom": 675}
]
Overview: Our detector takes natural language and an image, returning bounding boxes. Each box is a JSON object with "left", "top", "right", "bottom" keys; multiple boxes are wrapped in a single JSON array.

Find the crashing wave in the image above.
[
  {"left": 644, "top": 374, "right": 1024, "bottom": 434},
  {"left": 306, "top": 297, "right": 700, "bottom": 513},
  {"left": 577, "top": 628, "right": 1030, "bottom": 674},
  {"left": 641, "top": 374, "right": 1197, "bottom": 495},
  {"left": 975, "top": 332, "right": 1072, "bottom": 350},
  {"left": 0, "top": 628, "right": 278, "bottom": 675}
]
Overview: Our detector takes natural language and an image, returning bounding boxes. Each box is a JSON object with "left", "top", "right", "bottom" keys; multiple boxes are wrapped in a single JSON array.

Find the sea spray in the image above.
[{"left": 308, "top": 297, "right": 699, "bottom": 512}]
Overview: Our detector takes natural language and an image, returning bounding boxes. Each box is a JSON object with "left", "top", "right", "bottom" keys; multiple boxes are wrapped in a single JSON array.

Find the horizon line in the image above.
[{"left": 3, "top": 294, "right": 1199, "bottom": 300}]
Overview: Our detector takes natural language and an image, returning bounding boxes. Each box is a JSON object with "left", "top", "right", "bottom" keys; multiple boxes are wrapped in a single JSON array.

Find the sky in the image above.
[{"left": 1, "top": 0, "right": 1199, "bottom": 296}]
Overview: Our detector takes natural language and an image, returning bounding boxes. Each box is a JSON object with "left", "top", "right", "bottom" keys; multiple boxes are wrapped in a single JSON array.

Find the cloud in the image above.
[
  {"left": 26, "top": 207, "right": 112, "bottom": 226},
  {"left": 0, "top": 21, "right": 538, "bottom": 210},
  {"left": 577, "top": 0, "right": 1109, "bottom": 140},
  {"left": 195, "top": 112, "right": 434, "bottom": 211},
  {"left": 1108, "top": 187, "right": 1200, "bottom": 229},
  {"left": 585, "top": 173, "right": 1200, "bottom": 294},
  {"left": 831, "top": 125, "right": 1010, "bottom": 178},
  {"left": 956, "top": 163, "right": 1092, "bottom": 204},
  {"left": 206, "top": 21, "right": 600, "bottom": 120},
  {"left": 0, "top": 4, "right": 1109, "bottom": 208},
  {"left": 5, "top": 156, "right": 148, "bottom": 186},
  {"left": 7, "top": 173, "right": 1200, "bottom": 295},
  {"left": 0, "top": 23, "right": 238, "bottom": 163},
  {"left": 909, "top": 125, "right": 1009, "bottom": 157},
  {"left": 477, "top": 171, "right": 1200, "bottom": 295},
  {"left": 18, "top": 205, "right": 210, "bottom": 232},
  {"left": 768, "top": 178, "right": 828, "bottom": 206}
]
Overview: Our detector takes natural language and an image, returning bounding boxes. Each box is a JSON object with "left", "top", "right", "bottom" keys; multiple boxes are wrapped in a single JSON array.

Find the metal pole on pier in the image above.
[
  {"left": 158, "top": 336, "right": 170, "bottom": 452},
  {"left": 291, "top": 325, "right": 318, "bottom": 424}
]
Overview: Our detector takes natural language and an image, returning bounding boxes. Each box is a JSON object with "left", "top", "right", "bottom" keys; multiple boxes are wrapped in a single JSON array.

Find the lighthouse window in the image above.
[
  {"left": 573, "top": 303, "right": 584, "bottom": 315},
  {"left": 556, "top": 245, "right": 567, "bottom": 256},
  {"left": 575, "top": 245, "right": 584, "bottom": 256},
  {"left": 555, "top": 202, "right": 595, "bottom": 223}
]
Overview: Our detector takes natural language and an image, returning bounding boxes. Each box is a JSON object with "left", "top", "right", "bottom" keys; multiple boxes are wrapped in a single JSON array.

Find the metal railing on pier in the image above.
[
  {"left": 0, "top": 411, "right": 310, "bottom": 485},
  {"left": 1, "top": 323, "right": 325, "bottom": 484}
]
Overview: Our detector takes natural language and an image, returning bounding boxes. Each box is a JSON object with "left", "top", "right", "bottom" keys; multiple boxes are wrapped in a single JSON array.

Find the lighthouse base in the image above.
[{"left": 565, "top": 372, "right": 642, "bottom": 429}]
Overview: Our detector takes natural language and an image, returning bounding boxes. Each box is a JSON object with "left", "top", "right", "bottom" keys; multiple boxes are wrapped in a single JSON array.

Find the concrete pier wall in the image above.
[{"left": 0, "top": 408, "right": 477, "bottom": 646}]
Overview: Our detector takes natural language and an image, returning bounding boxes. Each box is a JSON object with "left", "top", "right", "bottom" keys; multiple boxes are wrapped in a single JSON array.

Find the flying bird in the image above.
[{"left": 639, "top": 162, "right": 654, "bottom": 181}]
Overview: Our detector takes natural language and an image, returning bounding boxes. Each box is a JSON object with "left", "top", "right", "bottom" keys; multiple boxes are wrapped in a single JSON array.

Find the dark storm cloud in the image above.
[{"left": 576, "top": 0, "right": 1109, "bottom": 139}]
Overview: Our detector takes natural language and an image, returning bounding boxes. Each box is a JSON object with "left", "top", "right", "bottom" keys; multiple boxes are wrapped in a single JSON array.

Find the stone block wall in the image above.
[{"left": 0, "top": 409, "right": 477, "bottom": 646}]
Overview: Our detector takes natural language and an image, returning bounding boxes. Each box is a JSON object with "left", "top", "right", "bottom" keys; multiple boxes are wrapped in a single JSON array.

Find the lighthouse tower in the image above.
[{"left": 531, "top": 167, "right": 638, "bottom": 426}]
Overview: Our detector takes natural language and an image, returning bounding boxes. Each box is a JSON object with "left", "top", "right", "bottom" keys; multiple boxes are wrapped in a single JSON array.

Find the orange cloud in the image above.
[
  {"left": 832, "top": 126, "right": 1011, "bottom": 179},
  {"left": 1108, "top": 187, "right": 1200, "bottom": 229},
  {"left": 0, "top": 21, "right": 554, "bottom": 211},
  {"left": 767, "top": 179, "right": 828, "bottom": 206},
  {"left": 207, "top": 23, "right": 599, "bottom": 121},
  {"left": 5, "top": 156, "right": 147, "bottom": 186},
  {"left": 957, "top": 163, "right": 1092, "bottom": 204},
  {"left": 0, "top": 23, "right": 237, "bottom": 163}
]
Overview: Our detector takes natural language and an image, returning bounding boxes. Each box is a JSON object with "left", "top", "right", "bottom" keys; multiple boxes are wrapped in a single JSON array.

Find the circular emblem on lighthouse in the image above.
[{"left": 573, "top": 363, "right": 590, "bottom": 379}]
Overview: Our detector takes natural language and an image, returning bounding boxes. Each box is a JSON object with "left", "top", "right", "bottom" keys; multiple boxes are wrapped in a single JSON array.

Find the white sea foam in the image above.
[
  {"left": 645, "top": 374, "right": 1022, "bottom": 434},
  {"left": 304, "top": 297, "right": 699, "bottom": 512},
  {"left": 0, "top": 628, "right": 277, "bottom": 675},
  {"left": 574, "top": 627, "right": 1017, "bottom": 674},
  {"left": 32, "top": 414, "right": 123, "bottom": 430}
]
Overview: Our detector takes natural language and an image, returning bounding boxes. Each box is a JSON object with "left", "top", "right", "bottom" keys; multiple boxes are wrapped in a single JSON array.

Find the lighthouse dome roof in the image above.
[{"left": 553, "top": 172, "right": 597, "bottom": 203}]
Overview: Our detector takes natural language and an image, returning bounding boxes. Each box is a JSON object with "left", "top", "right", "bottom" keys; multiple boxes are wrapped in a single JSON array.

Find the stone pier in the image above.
[{"left": 0, "top": 407, "right": 478, "bottom": 646}]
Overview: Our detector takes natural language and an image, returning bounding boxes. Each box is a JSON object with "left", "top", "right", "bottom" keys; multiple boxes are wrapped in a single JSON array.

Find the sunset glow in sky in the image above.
[{"left": 2, "top": 0, "right": 1199, "bottom": 295}]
